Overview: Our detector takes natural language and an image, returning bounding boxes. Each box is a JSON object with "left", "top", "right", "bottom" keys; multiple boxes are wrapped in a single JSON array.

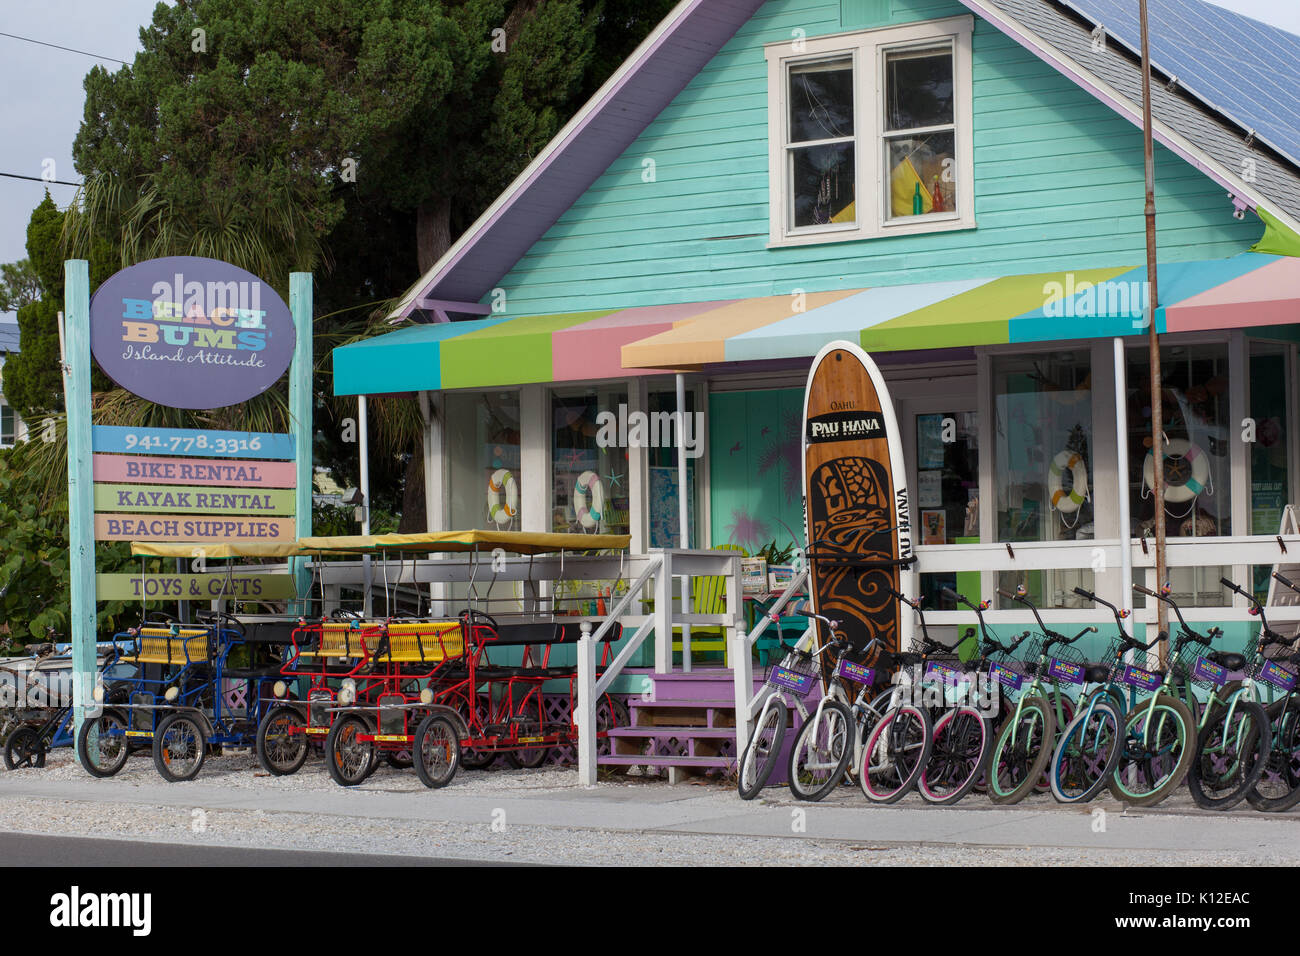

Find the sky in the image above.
[{"left": 1, "top": 0, "right": 1299, "bottom": 321}]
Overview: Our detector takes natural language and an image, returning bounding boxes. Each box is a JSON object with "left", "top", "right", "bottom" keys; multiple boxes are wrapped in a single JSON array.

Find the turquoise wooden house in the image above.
[{"left": 333, "top": 0, "right": 1300, "bottom": 703}]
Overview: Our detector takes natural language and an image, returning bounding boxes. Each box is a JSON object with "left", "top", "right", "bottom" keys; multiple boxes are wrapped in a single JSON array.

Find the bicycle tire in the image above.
[
  {"left": 413, "top": 713, "right": 461, "bottom": 789},
  {"left": 76, "top": 711, "right": 130, "bottom": 778},
  {"left": 919, "top": 706, "right": 992, "bottom": 805},
  {"left": 989, "top": 696, "right": 1055, "bottom": 805},
  {"left": 1248, "top": 697, "right": 1300, "bottom": 812},
  {"left": 1187, "top": 697, "right": 1270, "bottom": 811},
  {"left": 787, "top": 699, "right": 853, "bottom": 802},
  {"left": 1050, "top": 699, "right": 1122, "bottom": 804},
  {"left": 1108, "top": 693, "right": 1197, "bottom": 807},
  {"left": 859, "top": 704, "right": 932, "bottom": 804},
  {"left": 738, "top": 697, "right": 787, "bottom": 800}
]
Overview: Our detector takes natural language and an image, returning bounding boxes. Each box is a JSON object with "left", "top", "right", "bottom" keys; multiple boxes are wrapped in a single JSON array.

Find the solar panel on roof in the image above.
[{"left": 1061, "top": 0, "right": 1300, "bottom": 168}]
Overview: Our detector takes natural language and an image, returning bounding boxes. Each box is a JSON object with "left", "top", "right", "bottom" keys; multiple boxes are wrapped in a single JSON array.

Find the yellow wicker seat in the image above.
[
  {"left": 298, "top": 622, "right": 376, "bottom": 660},
  {"left": 382, "top": 622, "right": 464, "bottom": 663},
  {"left": 125, "top": 628, "right": 210, "bottom": 666}
]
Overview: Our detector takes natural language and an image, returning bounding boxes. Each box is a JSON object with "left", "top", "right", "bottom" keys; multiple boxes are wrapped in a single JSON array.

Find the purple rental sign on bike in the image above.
[{"left": 89, "top": 256, "right": 296, "bottom": 409}]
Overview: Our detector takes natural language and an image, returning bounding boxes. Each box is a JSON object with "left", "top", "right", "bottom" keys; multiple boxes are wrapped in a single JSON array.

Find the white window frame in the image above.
[{"left": 765, "top": 16, "right": 975, "bottom": 247}]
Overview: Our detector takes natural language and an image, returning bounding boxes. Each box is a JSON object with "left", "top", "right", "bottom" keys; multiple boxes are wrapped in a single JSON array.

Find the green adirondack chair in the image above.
[{"left": 672, "top": 545, "right": 745, "bottom": 665}]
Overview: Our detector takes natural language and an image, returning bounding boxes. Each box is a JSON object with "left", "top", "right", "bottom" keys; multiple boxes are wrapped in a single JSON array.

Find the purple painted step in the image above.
[
  {"left": 600, "top": 667, "right": 820, "bottom": 783},
  {"left": 608, "top": 726, "right": 735, "bottom": 739},
  {"left": 600, "top": 754, "right": 735, "bottom": 769}
]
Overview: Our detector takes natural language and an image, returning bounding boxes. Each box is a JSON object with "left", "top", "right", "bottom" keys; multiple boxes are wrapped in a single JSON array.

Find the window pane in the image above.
[
  {"left": 788, "top": 59, "right": 854, "bottom": 143},
  {"left": 1250, "top": 344, "right": 1290, "bottom": 599},
  {"left": 916, "top": 410, "right": 979, "bottom": 611},
  {"left": 791, "top": 142, "right": 856, "bottom": 227},
  {"left": 551, "top": 386, "right": 630, "bottom": 536},
  {"left": 648, "top": 389, "right": 699, "bottom": 549},
  {"left": 445, "top": 391, "right": 522, "bottom": 530},
  {"left": 885, "top": 48, "right": 953, "bottom": 131},
  {"left": 994, "top": 352, "right": 1094, "bottom": 610},
  {"left": 886, "top": 132, "right": 955, "bottom": 218},
  {"left": 0, "top": 406, "right": 12, "bottom": 447},
  {"left": 1126, "top": 344, "right": 1231, "bottom": 538}
]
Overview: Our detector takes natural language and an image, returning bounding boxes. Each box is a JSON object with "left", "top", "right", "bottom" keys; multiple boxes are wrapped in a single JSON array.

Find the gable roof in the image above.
[{"left": 388, "top": 0, "right": 1300, "bottom": 323}]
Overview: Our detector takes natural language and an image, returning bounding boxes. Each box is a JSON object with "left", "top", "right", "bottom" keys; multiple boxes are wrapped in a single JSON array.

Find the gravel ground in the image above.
[{"left": 2, "top": 749, "right": 1298, "bottom": 866}]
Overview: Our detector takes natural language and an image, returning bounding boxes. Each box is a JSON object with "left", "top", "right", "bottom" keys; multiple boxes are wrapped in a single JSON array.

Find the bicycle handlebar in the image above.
[{"left": 1274, "top": 571, "right": 1300, "bottom": 595}]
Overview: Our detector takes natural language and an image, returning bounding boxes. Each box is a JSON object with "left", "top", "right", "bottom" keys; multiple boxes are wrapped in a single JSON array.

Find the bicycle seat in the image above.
[
  {"left": 1207, "top": 651, "right": 1246, "bottom": 671},
  {"left": 1085, "top": 664, "right": 1111, "bottom": 683}
]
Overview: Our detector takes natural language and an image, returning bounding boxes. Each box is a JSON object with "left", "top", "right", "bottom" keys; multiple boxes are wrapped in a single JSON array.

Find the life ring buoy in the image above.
[
  {"left": 487, "top": 469, "right": 518, "bottom": 527},
  {"left": 573, "top": 470, "right": 605, "bottom": 530},
  {"left": 1143, "top": 439, "right": 1209, "bottom": 504},
  {"left": 1048, "top": 450, "right": 1089, "bottom": 513}
]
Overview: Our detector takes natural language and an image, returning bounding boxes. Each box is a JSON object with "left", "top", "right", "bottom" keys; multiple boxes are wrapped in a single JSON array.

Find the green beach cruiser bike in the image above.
[
  {"left": 1106, "top": 583, "right": 1209, "bottom": 807},
  {"left": 1246, "top": 572, "right": 1300, "bottom": 811},
  {"left": 986, "top": 585, "right": 1095, "bottom": 805},
  {"left": 1050, "top": 586, "right": 1165, "bottom": 804}
]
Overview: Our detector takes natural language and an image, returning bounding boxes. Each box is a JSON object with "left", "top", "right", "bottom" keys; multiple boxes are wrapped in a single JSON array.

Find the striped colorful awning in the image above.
[{"left": 333, "top": 253, "right": 1293, "bottom": 395}]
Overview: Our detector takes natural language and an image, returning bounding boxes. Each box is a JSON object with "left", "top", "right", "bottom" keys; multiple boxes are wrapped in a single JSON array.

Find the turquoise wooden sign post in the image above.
[
  {"left": 63, "top": 260, "right": 314, "bottom": 743},
  {"left": 289, "top": 273, "right": 313, "bottom": 612},
  {"left": 63, "top": 261, "right": 96, "bottom": 738}
]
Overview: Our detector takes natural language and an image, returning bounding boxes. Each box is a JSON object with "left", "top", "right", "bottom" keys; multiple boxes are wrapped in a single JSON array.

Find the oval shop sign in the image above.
[{"left": 89, "top": 256, "right": 296, "bottom": 409}]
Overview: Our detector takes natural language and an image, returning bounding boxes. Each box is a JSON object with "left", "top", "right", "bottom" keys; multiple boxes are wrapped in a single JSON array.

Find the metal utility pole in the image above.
[{"left": 1139, "top": 0, "right": 1168, "bottom": 638}]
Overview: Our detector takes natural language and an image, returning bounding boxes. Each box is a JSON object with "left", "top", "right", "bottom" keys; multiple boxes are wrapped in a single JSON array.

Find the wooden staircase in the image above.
[{"left": 600, "top": 668, "right": 816, "bottom": 783}]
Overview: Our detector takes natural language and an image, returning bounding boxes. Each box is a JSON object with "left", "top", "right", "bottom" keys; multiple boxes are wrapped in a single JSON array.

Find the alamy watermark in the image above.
[{"left": 595, "top": 404, "right": 704, "bottom": 459}]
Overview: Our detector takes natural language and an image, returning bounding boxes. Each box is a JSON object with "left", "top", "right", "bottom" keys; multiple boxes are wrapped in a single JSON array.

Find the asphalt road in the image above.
[{"left": 0, "top": 830, "right": 512, "bottom": 866}]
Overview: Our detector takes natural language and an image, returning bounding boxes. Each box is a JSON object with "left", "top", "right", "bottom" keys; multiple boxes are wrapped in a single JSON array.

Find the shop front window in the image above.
[
  {"left": 914, "top": 409, "right": 978, "bottom": 610},
  {"left": 445, "top": 391, "right": 522, "bottom": 530},
  {"left": 551, "top": 386, "right": 630, "bottom": 536},
  {"left": 1127, "top": 343, "right": 1233, "bottom": 606},
  {"left": 1250, "top": 343, "right": 1292, "bottom": 599},
  {"left": 647, "top": 388, "right": 699, "bottom": 549},
  {"left": 993, "top": 352, "right": 1094, "bottom": 608}
]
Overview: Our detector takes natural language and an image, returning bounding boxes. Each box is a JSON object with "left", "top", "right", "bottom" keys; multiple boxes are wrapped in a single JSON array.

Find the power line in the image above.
[
  {"left": 0, "top": 30, "right": 128, "bottom": 65},
  {"left": 0, "top": 171, "right": 82, "bottom": 187}
]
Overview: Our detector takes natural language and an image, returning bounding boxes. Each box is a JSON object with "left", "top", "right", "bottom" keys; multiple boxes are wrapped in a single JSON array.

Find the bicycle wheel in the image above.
[
  {"left": 919, "top": 706, "right": 993, "bottom": 805},
  {"left": 988, "top": 696, "right": 1055, "bottom": 805},
  {"left": 1109, "top": 693, "right": 1196, "bottom": 807},
  {"left": 325, "top": 714, "right": 375, "bottom": 787},
  {"left": 738, "top": 697, "right": 787, "bottom": 800},
  {"left": 1248, "top": 697, "right": 1300, "bottom": 812},
  {"left": 859, "top": 704, "right": 932, "bottom": 804},
  {"left": 1050, "top": 698, "right": 1122, "bottom": 803},
  {"left": 256, "top": 706, "right": 309, "bottom": 776},
  {"left": 787, "top": 699, "right": 852, "bottom": 802},
  {"left": 4, "top": 726, "right": 47, "bottom": 770},
  {"left": 413, "top": 713, "right": 461, "bottom": 789},
  {"left": 152, "top": 713, "right": 207, "bottom": 783},
  {"left": 77, "top": 712, "right": 131, "bottom": 778},
  {"left": 1188, "top": 698, "right": 1269, "bottom": 811},
  {"left": 1033, "top": 690, "right": 1075, "bottom": 793}
]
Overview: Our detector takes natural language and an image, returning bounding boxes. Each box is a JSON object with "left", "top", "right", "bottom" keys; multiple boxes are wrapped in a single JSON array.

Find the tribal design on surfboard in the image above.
[{"left": 802, "top": 341, "right": 913, "bottom": 661}]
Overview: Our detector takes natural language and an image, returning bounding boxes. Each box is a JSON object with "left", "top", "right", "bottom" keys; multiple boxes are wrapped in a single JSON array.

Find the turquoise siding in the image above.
[{"left": 488, "top": 0, "right": 1261, "bottom": 317}]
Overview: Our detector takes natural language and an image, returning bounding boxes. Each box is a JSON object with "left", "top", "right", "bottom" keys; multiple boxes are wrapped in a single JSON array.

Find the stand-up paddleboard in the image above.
[{"left": 802, "top": 341, "right": 913, "bottom": 664}]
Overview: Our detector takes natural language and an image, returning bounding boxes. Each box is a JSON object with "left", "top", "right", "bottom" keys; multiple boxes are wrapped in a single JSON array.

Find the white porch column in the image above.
[
  {"left": 358, "top": 395, "right": 373, "bottom": 617},
  {"left": 576, "top": 621, "right": 597, "bottom": 785},
  {"left": 1114, "top": 338, "right": 1134, "bottom": 635},
  {"left": 676, "top": 373, "right": 692, "bottom": 672}
]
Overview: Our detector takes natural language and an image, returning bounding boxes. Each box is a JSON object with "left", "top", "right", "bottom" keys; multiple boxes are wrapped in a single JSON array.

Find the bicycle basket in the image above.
[
  {"left": 984, "top": 637, "right": 1041, "bottom": 689},
  {"left": 764, "top": 649, "right": 822, "bottom": 696},
  {"left": 1171, "top": 652, "right": 1228, "bottom": 692},
  {"left": 1043, "top": 642, "right": 1087, "bottom": 686},
  {"left": 1248, "top": 654, "right": 1300, "bottom": 692}
]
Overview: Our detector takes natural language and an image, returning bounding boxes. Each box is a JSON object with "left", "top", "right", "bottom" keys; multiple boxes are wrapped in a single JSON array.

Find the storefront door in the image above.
[{"left": 902, "top": 396, "right": 980, "bottom": 611}]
